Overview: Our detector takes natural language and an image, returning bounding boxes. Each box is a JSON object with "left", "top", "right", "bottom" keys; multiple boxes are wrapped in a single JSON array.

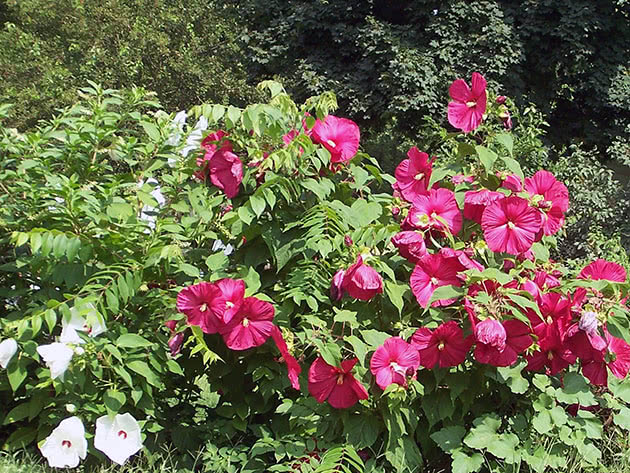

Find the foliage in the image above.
[
  {"left": 2, "top": 80, "right": 630, "bottom": 472},
  {"left": 0, "top": 0, "right": 260, "bottom": 130}
]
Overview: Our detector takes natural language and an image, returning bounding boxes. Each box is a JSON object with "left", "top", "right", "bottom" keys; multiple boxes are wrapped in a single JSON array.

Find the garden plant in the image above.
[{"left": 1, "top": 74, "right": 630, "bottom": 473}]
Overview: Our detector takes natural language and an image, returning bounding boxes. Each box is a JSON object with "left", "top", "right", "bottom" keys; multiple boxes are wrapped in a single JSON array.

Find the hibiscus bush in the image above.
[{"left": 2, "top": 77, "right": 630, "bottom": 472}]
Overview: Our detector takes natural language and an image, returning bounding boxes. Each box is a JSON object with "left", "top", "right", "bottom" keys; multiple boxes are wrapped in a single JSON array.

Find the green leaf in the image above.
[
  {"left": 429, "top": 285, "right": 464, "bottom": 305},
  {"left": 428, "top": 167, "right": 450, "bottom": 190},
  {"left": 384, "top": 281, "right": 406, "bottom": 315},
  {"left": 3, "top": 427, "right": 37, "bottom": 450},
  {"left": 495, "top": 133, "right": 514, "bottom": 156},
  {"left": 361, "top": 329, "right": 390, "bottom": 349},
  {"left": 116, "top": 334, "right": 153, "bottom": 348},
  {"left": 313, "top": 340, "right": 342, "bottom": 368},
  {"left": 206, "top": 252, "right": 229, "bottom": 271},
  {"left": 345, "top": 415, "right": 380, "bottom": 449},
  {"left": 614, "top": 406, "right": 630, "bottom": 430},
  {"left": 475, "top": 145, "right": 498, "bottom": 174},
  {"left": 431, "top": 425, "right": 466, "bottom": 453},
  {"left": 346, "top": 335, "right": 368, "bottom": 366},
  {"left": 127, "top": 360, "right": 162, "bottom": 387},
  {"left": 104, "top": 389, "right": 127, "bottom": 415},
  {"left": 107, "top": 202, "right": 134, "bottom": 220},
  {"left": 333, "top": 309, "right": 357, "bottom": 325},
  {"left": 250, "top": 193, "right": 266, "bottom": 217},
  {"left": 463, "top": 414, "right": 501, "bottom": 450},
  {"left": 487, "top": 433, "right": 520, "bottom": 463},
  {"left": 141, "top": 121, "right": 161, "bottom": 141},
  {"left": 348, "top": 200, "right": 382, "bottom": 228},
  {"left": 4, "top": 403, "right": 30, "bottom": 425},
  {"left": 7, "top": 358, "right": 28, "bottom": 392},
  {"left": 500, "top": 155, "right": 524, "bottom": 181},
  {"left": 497, "top": 361, "right": 529, "bottom": 394},
  {"left": 238, "top": 205, "right": 255, "bottom": 225},
  {"left": 451, "top": 449, "right": 484, "bottom": 473}
]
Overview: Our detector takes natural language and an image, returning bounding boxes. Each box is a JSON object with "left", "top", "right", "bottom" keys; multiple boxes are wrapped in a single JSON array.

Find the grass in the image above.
[{"left": 0, "top": 449, "right": 192, "bottom": 473}]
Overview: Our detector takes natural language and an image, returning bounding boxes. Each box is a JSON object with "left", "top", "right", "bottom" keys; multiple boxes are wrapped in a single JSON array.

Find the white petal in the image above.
[
  {"left": 95, "top": 413, "right": 143, "bottom": 465},
  {"left": 37, "top": 343, "right": 74, "bottom": 380},
  {"left": 0, "top": 339, "right": 18, "bottom": 369},
  {"left": 40, "top": 417, "right": 87, "bottom": 468}
]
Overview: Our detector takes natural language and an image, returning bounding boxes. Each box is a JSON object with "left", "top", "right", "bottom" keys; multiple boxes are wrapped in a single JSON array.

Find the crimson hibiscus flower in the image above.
[
  {"left": 447, "top": 72, "right": 487, "bottom": 133},
  {"left": 369, "top": 337, "right": 420, "bottom": 390},
  {"left": 463, "top": 189, "right": 504, "bottom": 225},
  {"left": 219, "top": 297, "right": 275, "bottom": 350},
  {"left": 524, "top": 170, "right": 569, "bottom": 236},
  {"left": 308, "top": 357, "right": 369, "bottom": 409},
  {"left": 210, "top": 278, "right": 245, "bottom": 324},
  {"left": 176, "top": 282, "right": 222, "bottom": 334},
  {"left": 410, "top": 321, "right": 472, "bottom": 369}
]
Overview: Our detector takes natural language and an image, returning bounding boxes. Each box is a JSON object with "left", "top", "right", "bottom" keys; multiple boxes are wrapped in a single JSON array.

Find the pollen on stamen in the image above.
[
  {"left": 430, "top": 277, "right": 439, "bottom": 285},
  {"left": 336, "top": 373, "right": 344, "bottom": 385},
  {"left": 199, "top": 303, "right": 207, "bottom": 312},
  {"left": 466, "top": 101, "right": 477, "bottom": 108},
  {"left": 438, "top": 341, "right": 445, "bottom": 351},
  {"left": 225, "top": 301, "right": 234, "bottom": 309},
  {"left": 242, "top": 318, "right": 250, "bottom": 327},
  {"left": 507, "top": 221, "right": 516, "bottom": 229},
  {"left": 326, "top": 139, "right": 337, "bottom": 148},
  {"left": 414, "top": 172, "right": 424, "bottom": 181}
]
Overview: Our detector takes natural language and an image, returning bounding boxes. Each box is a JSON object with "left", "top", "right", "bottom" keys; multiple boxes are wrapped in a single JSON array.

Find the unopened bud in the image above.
[
  {"left": 65, "top": 404, "right": 76, "bottom": 413},
  {"left": 344, "top": 235, "right": 353, "bottom": 247},
  {"left": 496, "top": 95, "right": 507, "bottom": 104}
]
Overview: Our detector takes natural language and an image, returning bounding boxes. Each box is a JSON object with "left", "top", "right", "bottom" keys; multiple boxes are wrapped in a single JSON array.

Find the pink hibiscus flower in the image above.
[
  {"left": 438, "top": 247, "right": 484, "bottom": 272},
  {"left": 447, "top": 72, "right": 487, "bottom": 133},
  {"left": 481, "top": 196, "right": 542, "bottom": 255},
  {"left": 464, "top": 189, "right": 505, "bottom": 225},
  {"left": 176, "top": 282, "right": 222, "bottom": 334},
  {"left": 342, "top": 256, "right": 383, "bottom": 301},
  {"left": 220, "top": 297, "right": 275, "bottom": 350},
  {"left": 578, "top": 259, "right": 627, "bottom": 283},
  {"left": 410, "top": 321, "right": 472, "bottom": 369},
  {"left": 369, "top": 337, "right": 420, "bottom": 390},
  {"left": 270, "top": 325, "right": 301, "bottom": 390},
  {"left": 524, "top": 170, "right": 569, "bottom": 236},
  {"left": 308, "top": 357, "right": 369, "bottom": 409},
  {"left": 393, "top": 147, "right": 434, "bottom": 202},
  {"left": 311, "top": 115, "right": 360, "bottom": 165},
  {"left": 208, "top": 148, "right": 243, "bottom": 199},
  {"left": 405, "top": 188, "right": 462, "bottom": 236},
  {"left": 210, "top": 279, "right": 245, "bottom": 324},
  {"left": 391, "top": 231, "right": 427, "bottom": 263},
  {"left": 499, "top": 173, "right": 523, "bottom": 193},
  {"left": 410, "top": 253, "right": 466, "bottom": 308}
]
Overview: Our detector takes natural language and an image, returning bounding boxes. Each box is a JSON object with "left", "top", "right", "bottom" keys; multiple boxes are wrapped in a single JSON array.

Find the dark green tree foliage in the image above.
[
  {"left": 0, "top": 0, "right": 260, "bottom": 129},
  {"left": 240, "top": 0, "right": 629, "bottom": 158}
]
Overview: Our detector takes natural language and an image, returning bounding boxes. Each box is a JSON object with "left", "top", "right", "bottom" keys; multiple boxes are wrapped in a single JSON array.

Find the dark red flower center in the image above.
[
  {"left": 61, "top": 440, "right": 72, "bottom": 448},
  {"left": 118, "top": 430, "right": 127, "bottom": 439}
]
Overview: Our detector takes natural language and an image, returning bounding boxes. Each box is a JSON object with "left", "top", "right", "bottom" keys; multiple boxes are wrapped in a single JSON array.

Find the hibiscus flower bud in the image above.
[
  {"left": 330, "top": 269, "right": 346, "bottom": 301},
  {"left": 342, "top": 256, "right": 384, "bottom": 301},
  {"left": 475, "top": 318, "right": 507, "bottom": 351},
  {"left": 164, "top": 320, "right": 177, "bottom": 332},
  {"left": 579, "top": 310, "right": 599, "bottom": 335},
  {"left": 496, "top": 95, "right": 507, "bottom": 104},
  {"left": 391, "top": 206, "right": 401, "bottom": 217},
  {"left": 168, "top": 332, "right": 185, "bottom": 356},
  {"left": 344, "top": 235, "right": 353, "bottom": 247}
]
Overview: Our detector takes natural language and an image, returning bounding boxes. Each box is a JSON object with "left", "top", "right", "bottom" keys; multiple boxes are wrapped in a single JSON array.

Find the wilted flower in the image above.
[
  {"left": 270, "top": 325, "right": 302, "bottom": 390},
  {"left": 37, "top": 343, "right": 74, "bottom": 380},
  {"left": 40, "top": 417, "right": 88, "bottom": 468},
  {"left": 0, "top": 338, "right": 18, "bottom": 369},
  {"left": 94, "top": 413, "right": 143, "bottom": 465},
  {"left": 330, "top": 269, "right": 346, "bottom": 301},
  {"left": 341, "top": 256, "right": 383, "bottom": 301},
  {"left": 391, "top": 231, "right": 427, "bottom": 263}
]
